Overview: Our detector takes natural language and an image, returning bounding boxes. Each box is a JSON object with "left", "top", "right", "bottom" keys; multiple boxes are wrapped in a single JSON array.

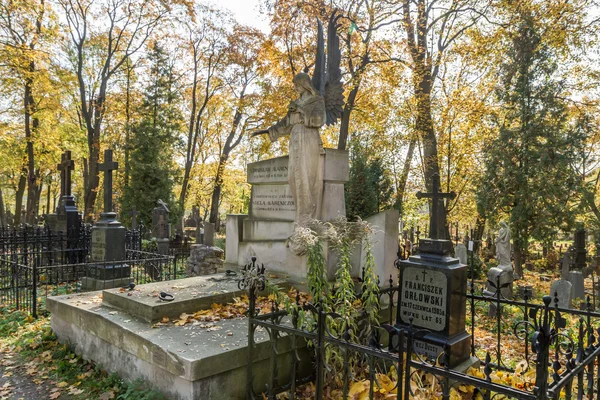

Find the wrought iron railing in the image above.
[{"left": 242, "top": 256, "right": 600, "bottom": 400}]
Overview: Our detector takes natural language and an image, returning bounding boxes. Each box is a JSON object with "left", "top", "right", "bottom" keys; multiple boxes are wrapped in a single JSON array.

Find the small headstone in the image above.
[
  {"left": 455, "top": 243, "right": 468, "bottom": 265},
  {"left": 517, "top": 284, "right": 534, "bottom": 299},
  {"left": 152, "top": 200, "right": 170, "bottom": 239},
  {"left": 568, "top": 270, "right": 585, "bottom": 300},
  {"left": 550, "top": 280, "right": 573, "bottom": 309},
  {"left": 203, "top": 222, "right": 215, "bottom": 247}
]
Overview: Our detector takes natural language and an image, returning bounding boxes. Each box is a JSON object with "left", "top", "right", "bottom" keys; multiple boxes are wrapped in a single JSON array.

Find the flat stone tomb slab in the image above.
[
  {"left": 48, "top": 282, "right": 306, "bottom": 400},
  {"left": 102, "top": 274, "right": 287, "bottom": 323}
]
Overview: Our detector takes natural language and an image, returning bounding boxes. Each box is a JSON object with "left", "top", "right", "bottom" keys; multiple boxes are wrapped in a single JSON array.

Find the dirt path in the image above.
[{"left": 0, "top": 354, "right": 73, "bottom": 400}]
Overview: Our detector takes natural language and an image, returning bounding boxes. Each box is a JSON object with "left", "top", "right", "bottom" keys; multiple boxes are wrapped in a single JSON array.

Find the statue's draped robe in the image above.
[
  {"left": 268, "top": 94, "right": 326, "bottom": 230},
  {"left": 496, "top": 224, "right": 511, "bottom": 266}
]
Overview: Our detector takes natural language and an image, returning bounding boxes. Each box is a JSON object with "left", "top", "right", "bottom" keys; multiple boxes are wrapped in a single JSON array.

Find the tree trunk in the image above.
[
  {"left": 396, "top": 138, "right": 417, "bottom": 215},
  {"left": 24, "top": 69, "right": 40, "bottom": 225},
  {"left": 337, "top": 84, "right": 360, "bottom": 150},
  {"left": 124, "top": 63, "right": 132, "bottom": 188},
  {"left": 15, "top": 170, "right": 27, "bottom": 226},
  {"left": 45, "top": 178, "right": 52, "bottom": 214},
  {"left": 473, "top": 214, "right": 486, "bottom": 253},
  {"left": 0, "top": 187, "right": 5, "bottom": 225},
  {"left": 514, "top": 248, "right": 524, "bottom": 279},
  {"left": 209, "top": 157, "right": 227, "bottom": 231}
]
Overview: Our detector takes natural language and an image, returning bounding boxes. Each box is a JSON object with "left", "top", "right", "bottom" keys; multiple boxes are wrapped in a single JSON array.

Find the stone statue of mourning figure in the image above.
[
  {"left": 484, "top": 221, "right": 514, "bottom": 314},
  {"left": 251, "top": 13, "right": 345, "bottom": 256}
]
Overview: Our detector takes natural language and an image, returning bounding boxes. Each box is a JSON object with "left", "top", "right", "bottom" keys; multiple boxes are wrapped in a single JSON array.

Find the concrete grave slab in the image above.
[
  {"left": 48, "top": 289, "right": 308, "bottom": 400},
  {"left": 102, "top": 274, "right": 287, "bottom": 323}
]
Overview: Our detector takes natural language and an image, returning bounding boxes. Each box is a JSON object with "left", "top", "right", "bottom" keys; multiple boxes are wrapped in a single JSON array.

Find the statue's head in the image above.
[{"left": 293, "top": 73, "right": 318, "bottom": 96}]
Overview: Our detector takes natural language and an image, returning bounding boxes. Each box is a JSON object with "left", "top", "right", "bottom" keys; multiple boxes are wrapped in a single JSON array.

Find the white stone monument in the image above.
[
  {"left": 225, "top": 150, "right": 349, "bottom": 280},
  {"left": 484, "top": 221, "right": 514, "bottom": 305}
]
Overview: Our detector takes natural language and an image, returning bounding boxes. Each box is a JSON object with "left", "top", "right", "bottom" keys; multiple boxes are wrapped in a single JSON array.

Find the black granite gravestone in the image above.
[
  {"left": 83, "top": 149, "right": 129, "bottom": 290},
  {"left": 394, "top": 173, "right": 474, "bottom": 369}
]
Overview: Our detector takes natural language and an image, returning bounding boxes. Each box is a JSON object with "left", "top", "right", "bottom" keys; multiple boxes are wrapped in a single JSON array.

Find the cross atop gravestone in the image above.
[
  {"left": 416, "top": 173, "right": 456, "bottom": 240},
  {"left": 98, "top": 149, "right": 118, "bottom": 214},
  {"left": 57, "top": 150, "right": 75, "bottom": 197}
]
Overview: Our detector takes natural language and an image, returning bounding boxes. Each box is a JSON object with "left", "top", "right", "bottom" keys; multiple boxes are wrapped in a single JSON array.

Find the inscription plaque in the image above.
[
  {"left": 400, "top": 266, "right": 447, "bottom": 331},
  {"left": 251, "top": 185, "right": 295, "bottom": 220},
  {"left": 247, "top": 157, "right": 289, "bottom": 184},
  {"left": 91, "top": 229, "right": 106, "bottom": 262}
]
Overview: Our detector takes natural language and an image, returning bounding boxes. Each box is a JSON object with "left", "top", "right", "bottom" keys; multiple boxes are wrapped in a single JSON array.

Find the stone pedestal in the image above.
[
  {"left": 483, "top": 264, "right": 514, "bottom": 317},
  {"left": 156, "top": 238, "right": 170, "bottom": 255},
  {"left": 568, "top": 271, "right": 585, "bottom": 300},
  {"left": 455, "top": 243, "right": 467, "bottom": 265},
  {"left": 359, "top": 210, "right": 399, "bottom": 285},
  {"left": 82, "top": 212, "right": 129, "bottom": 290},
  {"left": 56, "top": 195, "right": 80, "bottom": 236},
  {"left": 395, "top": 239, "right": 473, "bottom": 368},
  {"left": 226, "top": 149, "right": 350, "bottom": 281}
]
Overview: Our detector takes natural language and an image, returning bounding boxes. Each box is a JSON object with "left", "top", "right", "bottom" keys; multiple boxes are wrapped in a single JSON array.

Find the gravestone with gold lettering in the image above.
[
  {"left": 82, "top": 150, "right": 129, "bottom": 290},
  {"left": 394, "top": 173, "right": 475, "bottom": 369}
]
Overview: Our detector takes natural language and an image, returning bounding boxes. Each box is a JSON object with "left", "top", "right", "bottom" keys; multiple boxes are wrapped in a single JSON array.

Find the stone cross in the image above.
[
  {"left": 57, "top": 150, "right": 75, "bottom": 197},
  {"left": 561, "top": 251, "right": 572, "bottom": 280},
  {"left": 416, "top": 173, "right": 456, "bottom": 240},
  {"left": 98, "top": 149, "right": 118, "bottom": 213},
  {"left": 130, "top": 206, "right": 138, "bottom": 230}
]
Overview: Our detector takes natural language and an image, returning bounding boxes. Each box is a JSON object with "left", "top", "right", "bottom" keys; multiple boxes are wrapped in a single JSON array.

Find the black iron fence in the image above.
[
  {"left": 0, "top": 249, "right": 182, "bottom": 318},
  {"left": 0, "top": 225, "right": 192, "bottom": 317},
  {"left": 242, "top": 257, "right": 600, "bottom": 400}
]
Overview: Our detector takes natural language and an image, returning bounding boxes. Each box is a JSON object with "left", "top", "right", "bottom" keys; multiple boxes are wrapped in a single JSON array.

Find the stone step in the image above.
[
  {"left": 242, "top": 219, "right": 294, "bottom": 241},
  {"left": 102, "top": 274, "right": 286, "bottom": 323}
]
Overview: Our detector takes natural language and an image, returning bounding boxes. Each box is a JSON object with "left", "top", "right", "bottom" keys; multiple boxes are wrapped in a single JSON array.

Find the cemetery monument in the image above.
[
  {"left": 394, "top": 173, "right": 476, "bottom": 369},
  {"left": 46, "top": 150, "right": 81, "bottom": 248},
  {"left": 483, "top": 221, "right": 514, "bottom": 314},
  {"left": 152, "top": 199, "right": 170, "bottom": 254},
  {"left": 82, "top": 149, "right": 129, "bottom": 290}
]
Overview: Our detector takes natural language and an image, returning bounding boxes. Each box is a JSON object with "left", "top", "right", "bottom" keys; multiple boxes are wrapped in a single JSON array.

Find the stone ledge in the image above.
[
  {"left": 47, "top": 291, "right": 303, "bottom": 382},
  {"left": 48, "top": 292, "right": 309, "bottom": 399}
]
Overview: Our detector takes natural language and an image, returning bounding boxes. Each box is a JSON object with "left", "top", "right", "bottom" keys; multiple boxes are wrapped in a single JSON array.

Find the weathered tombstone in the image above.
[
  {"left": 395, "top": 173, "right": 475, "bottom": 370},
  {"left": 574, "top": 228, "right": 587, "bottom": 270},
  {"left": 53, "top": 151, "right": 81, "bottom": 243},
  {"left": 565, "top": 247, "right": 585, "bottom": 300},
  {"left": 203, "top": 222, "right": 215, "bottom": 247},
  {"left": 82, "top": 149, "right": 129, "bottom": 290},
  {"left": 151, "top": 200, "right": 170, "bottom": 255},
  {"left": 455, "top": 242, "right": 468, "bottom": 265},
  {"left": 550, "top": 280, "right": 573, "bottom": 309},
  {"left": 569, "top": 270, "right": 585, "bottom": 300}
]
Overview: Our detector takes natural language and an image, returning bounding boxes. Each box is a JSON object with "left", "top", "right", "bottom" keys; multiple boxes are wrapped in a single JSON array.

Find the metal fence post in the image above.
[
  {"left": 533, "top": 296, "right": 552, "bottom": 399},
  {"left": 315, "top": 304, "right": 325, "bottom": 400}
]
